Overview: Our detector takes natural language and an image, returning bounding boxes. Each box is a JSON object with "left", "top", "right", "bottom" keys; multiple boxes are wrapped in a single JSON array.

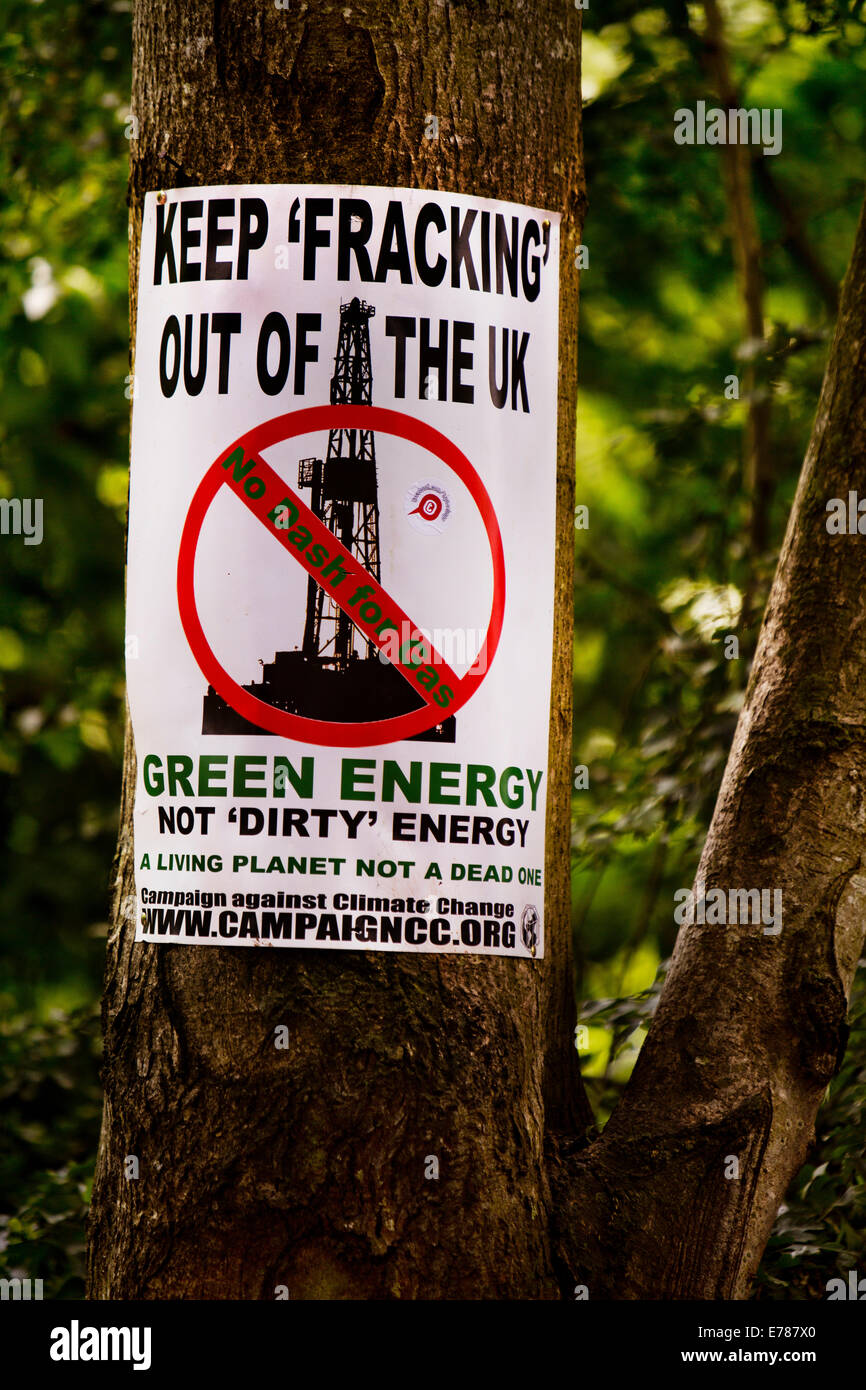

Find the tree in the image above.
[{"left": 87, "top": 0, "right": 866, "bottom": 1299}]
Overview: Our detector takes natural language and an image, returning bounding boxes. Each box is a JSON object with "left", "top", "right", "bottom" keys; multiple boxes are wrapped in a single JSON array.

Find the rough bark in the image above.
[
  {"left": 87, "top": 0, "right": 588, "bottom": 1300},
  {"left": 555, "top": 192, "right": 866, "bottom": 1299}
]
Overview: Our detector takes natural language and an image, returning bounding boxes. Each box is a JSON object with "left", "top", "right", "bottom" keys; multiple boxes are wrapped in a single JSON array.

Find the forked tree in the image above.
[{"left": 88, "top": 0, "right": 866, "bottom": 1298}]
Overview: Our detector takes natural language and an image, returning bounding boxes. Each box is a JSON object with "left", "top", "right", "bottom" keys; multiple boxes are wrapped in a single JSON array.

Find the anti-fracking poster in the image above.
[{"left": 126, "top": 184, "right": 560, "bottom": 957}]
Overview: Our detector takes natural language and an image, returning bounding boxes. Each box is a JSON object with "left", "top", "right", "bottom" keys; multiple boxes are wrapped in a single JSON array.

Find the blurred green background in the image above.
[{"left": 1, "top": 0, "right": 864, "bottom": 1299}]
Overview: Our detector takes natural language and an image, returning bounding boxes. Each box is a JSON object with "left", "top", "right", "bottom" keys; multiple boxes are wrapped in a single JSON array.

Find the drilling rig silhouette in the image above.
[{"left": 202, "top": 297, "right": 456, "bottom": 742}]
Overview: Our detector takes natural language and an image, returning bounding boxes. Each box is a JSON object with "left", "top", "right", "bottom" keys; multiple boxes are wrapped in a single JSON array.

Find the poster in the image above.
[{"left": 126, "top": 184, "right": 559, "bottom": 958}]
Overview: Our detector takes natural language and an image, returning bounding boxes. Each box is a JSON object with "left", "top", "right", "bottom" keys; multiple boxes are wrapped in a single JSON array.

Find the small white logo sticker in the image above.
[{"left": 406, "top": 482, "right": 451, "bottom": 534}]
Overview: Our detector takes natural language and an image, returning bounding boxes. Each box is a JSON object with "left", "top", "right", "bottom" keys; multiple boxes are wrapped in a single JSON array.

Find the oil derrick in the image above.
[
  {"left": 297, "top": 296, "right": 380, "bottom": 667},
  {"left": 201, "top": 297, "right": 455, "bottom": 742}
]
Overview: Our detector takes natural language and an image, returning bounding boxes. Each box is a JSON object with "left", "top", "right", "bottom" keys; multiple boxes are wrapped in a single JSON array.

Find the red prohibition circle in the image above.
[{"left": 177, "top": 404, "right": 506, "bottom": 747}]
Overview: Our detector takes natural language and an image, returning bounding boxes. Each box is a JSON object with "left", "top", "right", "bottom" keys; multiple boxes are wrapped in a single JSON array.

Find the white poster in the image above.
[{"left": 126, "top": 184, "right": 559, "bottom": 958}]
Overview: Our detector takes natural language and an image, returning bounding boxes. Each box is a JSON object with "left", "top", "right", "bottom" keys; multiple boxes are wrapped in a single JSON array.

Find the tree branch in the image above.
[
  {"left": 554, "top": 190, "right": 866, "bottom": 1299},
  {"left": 701, "top": 0, "right": 773, "bottom": 561}
]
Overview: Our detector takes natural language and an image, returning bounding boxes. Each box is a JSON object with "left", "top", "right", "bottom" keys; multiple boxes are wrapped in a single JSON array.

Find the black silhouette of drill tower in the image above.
[
  {"left": 202, "top": 297, "right": 455, "bottom": 741},
  {"left": 298, "top": 297, "right": 381, "bottom": 667}
]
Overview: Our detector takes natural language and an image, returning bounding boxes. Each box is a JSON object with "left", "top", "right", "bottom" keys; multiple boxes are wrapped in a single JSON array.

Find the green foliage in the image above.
[
  {"left": 0, "top": 1004, "right": 102, "bottom": 1299},
  {"left": 0, "top": 0, "right": 129, "bottom": 1295},
  {"left": 573, "top": 2, "right": 866, "bottom": 994},
  {"left": 572, "top": 2, "right": 863, "bottom": 965},
  {"left": 579, "top": 955, "right": 668, "bottom": 1128},
  {"left": 574, "top": 0, "right": 866, "bottom": 1293},
  {"left": 0, "top": 1, "right": 132, "bottom": 1011}
]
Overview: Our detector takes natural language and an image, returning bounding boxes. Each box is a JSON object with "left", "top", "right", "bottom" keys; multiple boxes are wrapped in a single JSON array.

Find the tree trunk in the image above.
[{"left": 87, "top": 0, "right": 588, "bottom": 1300}]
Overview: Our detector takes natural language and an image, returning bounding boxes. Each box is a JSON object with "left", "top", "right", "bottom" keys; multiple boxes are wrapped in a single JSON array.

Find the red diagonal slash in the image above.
[{"left": 218, "top": 444, "right": 460, "bottom": 702}]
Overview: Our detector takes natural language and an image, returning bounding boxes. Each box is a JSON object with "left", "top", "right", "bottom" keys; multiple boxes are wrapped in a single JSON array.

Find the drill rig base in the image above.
[{"left": 202, "top": 650, "right": 456, "bottom": 742}]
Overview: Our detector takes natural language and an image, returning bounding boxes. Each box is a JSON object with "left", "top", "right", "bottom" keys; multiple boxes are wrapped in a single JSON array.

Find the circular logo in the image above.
[
  {"left": 520, "top": 904, "right": 539, "bottom": 957},
  {"left": 405, "top": 481, "right": 451, "bottom": 534}
]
